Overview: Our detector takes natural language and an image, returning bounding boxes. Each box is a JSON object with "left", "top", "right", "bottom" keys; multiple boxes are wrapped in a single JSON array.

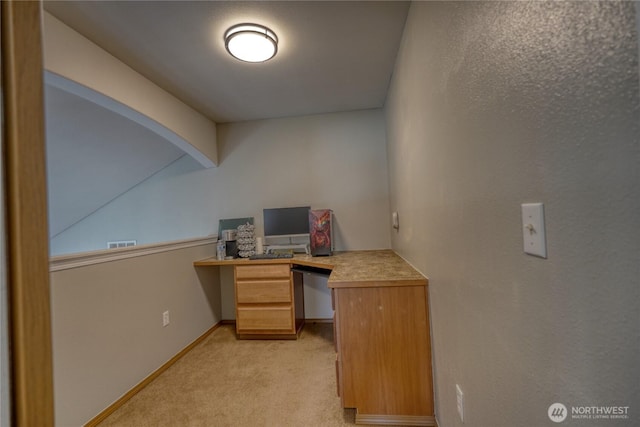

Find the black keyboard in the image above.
[{"left": 249, "top": 253, "right": 294, "bottom": 260}]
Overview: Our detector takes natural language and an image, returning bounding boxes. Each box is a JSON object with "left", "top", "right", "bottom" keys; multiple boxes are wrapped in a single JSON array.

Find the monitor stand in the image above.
[{"left": 266, "top": 243, "right": 310, "bottom": 255}]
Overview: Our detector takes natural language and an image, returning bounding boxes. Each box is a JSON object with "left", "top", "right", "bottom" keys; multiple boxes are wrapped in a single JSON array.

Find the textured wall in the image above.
[{"left": 385, "top": 2, "right": 639, "bottom": 426}]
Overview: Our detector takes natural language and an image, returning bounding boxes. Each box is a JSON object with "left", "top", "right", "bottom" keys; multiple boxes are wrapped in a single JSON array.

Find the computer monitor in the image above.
[{"left": 263, "top": 206, "right": 310, "bottom": 238}]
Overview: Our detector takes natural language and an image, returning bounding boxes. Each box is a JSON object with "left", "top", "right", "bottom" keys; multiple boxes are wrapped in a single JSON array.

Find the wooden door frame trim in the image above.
[{"left": 2, "top": 1, "right": 55, "bottom": 425}]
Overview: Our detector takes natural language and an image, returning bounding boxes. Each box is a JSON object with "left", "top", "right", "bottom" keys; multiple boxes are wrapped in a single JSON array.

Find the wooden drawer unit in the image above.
[
  {"left": 236, "top": 306, "right": 294, "bottom": 331},
  {"left": 234, "top": 262, "right": 304, "bottom": 339},
  {"left": 235, "top": 264, "right": 291, "bottom": 280},
  {"left": 236, "top": 279, "right": 291, "bottom": 304}
]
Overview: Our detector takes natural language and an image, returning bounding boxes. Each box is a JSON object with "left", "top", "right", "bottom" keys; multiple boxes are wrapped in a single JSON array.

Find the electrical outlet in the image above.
[
  {"left": 456, "top": 384, "right": 464, "bottom": 423},
  {"left": 162, "top": 310, "right": 170, "bottom": 327}
]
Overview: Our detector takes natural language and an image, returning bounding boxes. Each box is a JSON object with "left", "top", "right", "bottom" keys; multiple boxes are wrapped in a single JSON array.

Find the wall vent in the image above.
[{"left": 107, "top": 240, "right": 137, "bottom": 249}]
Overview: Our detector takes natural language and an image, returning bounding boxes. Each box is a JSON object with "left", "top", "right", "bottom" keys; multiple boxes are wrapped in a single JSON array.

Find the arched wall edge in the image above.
[{"left": 42, "top": 11, "right": 218, "bottom": 168}]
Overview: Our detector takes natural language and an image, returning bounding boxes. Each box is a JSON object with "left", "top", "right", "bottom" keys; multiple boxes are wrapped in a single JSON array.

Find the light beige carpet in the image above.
[{"left": 98, "top": 323, "right": 362, "bottom": 427}]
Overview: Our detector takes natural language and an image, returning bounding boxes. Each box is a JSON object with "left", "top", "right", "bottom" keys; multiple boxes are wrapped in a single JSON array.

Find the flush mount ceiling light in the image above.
[{"left": 224, "top": 23, "right": 278, "bottom": 63}]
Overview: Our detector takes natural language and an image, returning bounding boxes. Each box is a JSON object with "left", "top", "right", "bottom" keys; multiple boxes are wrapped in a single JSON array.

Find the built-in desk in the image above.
[
  {"left": 194, "top": 250, "right": 435, "bottom": 426},
  {"left": 194, "top": 249, "right": 426, "bottom": 284}
]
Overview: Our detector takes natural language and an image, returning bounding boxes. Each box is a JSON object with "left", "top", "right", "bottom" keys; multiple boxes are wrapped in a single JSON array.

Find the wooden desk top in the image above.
[{"left": 193, "top": 249, "right": 427, "bottom": 289}]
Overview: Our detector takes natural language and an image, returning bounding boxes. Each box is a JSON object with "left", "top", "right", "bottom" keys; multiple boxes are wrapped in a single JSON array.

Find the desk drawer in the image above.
[
  {"left": 237, "top": 280, "right": 291, "bottom": 303},
  {"left": 237, "top": 306, "right": 293, "bottom": 331},
  {"left": 235, "top": 264, "right": 290, "bottom": 280}
]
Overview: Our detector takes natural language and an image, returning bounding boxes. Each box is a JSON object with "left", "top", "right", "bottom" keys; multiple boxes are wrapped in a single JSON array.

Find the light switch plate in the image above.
[
  {"left": 456, "top": 384, "right": 464, "bottom": 422},
  {"left": 521, "top": 203, "right": 547, "bottom": 258}
]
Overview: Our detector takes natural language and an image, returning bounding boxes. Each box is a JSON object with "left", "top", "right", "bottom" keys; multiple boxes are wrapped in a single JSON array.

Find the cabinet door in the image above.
[{"left": 336, "top": 285, "right": 433, "bottom": 417}]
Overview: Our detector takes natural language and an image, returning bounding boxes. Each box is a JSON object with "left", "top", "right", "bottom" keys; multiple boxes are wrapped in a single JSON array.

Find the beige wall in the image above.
[
  {"left": 385, "top": 2, "right": 639, "bottom": 426},
  {"left": 215, "top": 109, "right": 391, "bottom": 250},
  {"left": 52, "top": 109, "right": 392, "bottom": 254},
  {"left": 216, "top": 109, "right": 392, "bottom": 319},
  {"left": 50, "top": 243, "right": 219, "bottom": 426}
]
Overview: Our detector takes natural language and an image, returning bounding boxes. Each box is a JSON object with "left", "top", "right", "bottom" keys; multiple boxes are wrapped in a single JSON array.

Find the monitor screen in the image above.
[{"left": 263, "top": 206, "right": 310, "bottom": 237}]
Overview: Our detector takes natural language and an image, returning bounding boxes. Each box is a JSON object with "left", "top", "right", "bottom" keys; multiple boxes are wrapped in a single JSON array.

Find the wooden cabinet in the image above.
[
  {"left": 234, "top": 263, "right": 304, "bottom": 339},
  {"left": 332, "top": 283, "right": 435, "bottom": 426},
  {"left": 195, "top": 250, "right": 435, "bottom": 423}
]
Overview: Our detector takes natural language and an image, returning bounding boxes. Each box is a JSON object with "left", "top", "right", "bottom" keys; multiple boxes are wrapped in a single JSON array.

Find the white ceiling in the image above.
[{"left": 43, "top": 1, "right": 410, "bottom": 123}]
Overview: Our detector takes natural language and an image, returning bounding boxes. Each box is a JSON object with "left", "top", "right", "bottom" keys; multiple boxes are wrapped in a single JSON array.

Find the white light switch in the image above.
[
  {"left": 521, "top": 203, "right": 547, "bottom": 258},
  {"left": 392, "top": 212, "right": 399, "bottom": 230}
]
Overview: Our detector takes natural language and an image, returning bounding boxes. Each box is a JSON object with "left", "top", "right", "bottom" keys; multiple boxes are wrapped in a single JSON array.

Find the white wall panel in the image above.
[
  {"left": 50, "top": 243, "right": 218, "bottom": 426},
  {"left": 52, "top": 109, "right": 391, "bottom": 255}
]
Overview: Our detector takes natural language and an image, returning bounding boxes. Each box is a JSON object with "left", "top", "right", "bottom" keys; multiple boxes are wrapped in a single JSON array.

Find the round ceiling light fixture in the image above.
[{"left": 224, "top": 23, "right": 278, "bottom": 63}]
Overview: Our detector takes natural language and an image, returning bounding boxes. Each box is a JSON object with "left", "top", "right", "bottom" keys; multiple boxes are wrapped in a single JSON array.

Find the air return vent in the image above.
[{"left": 107, "top": 240, "right": 137, "bottom": 249}]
